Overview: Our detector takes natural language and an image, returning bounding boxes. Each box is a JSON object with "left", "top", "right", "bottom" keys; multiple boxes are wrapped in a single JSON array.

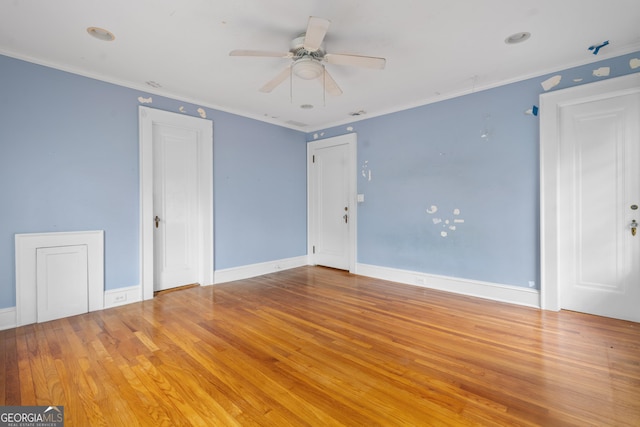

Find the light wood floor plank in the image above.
[{"left": 1, "top": 266, "right": 639, "bottom": 426}]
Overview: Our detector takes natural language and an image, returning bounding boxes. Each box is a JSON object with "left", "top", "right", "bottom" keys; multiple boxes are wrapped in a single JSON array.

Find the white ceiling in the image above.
[{"left": 1, "top": 1, "right": 639, "bottom": 131}]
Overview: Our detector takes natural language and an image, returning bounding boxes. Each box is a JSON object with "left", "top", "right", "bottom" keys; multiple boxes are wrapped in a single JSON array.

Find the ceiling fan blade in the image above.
[
  {"left": 320, "top": 68, "right": 343, "bottom": 96},
  {"left": 303, "top": 16, "right": 330, "bottom": 52},
  {"left": 324, "top": 53, "right": 386, "bottom": 69},
  {"left": 259, "top": 66, "right": 291, "bottom": 93},
  {"left": 229, "top": 49, "right": 292, "bottom": 58}
]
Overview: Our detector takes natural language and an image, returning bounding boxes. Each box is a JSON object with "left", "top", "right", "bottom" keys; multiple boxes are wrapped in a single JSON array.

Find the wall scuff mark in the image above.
[
  {"left": 179, "top": 106, "right": 186, "bottom": 113},
  {"left": 197, "top": 108, "right": 207, "bottom": 118},
  {"left": 138, "top": 96, "right": 153, "bottom": 104},
  {"left": 630, "top": 58, "right": 640, "bottom": 69}
]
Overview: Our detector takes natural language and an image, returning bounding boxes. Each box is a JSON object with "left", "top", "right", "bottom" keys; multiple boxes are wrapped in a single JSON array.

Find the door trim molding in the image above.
[
  {"left": 539, "top": 73, "right": 640, "bottom": 311},
  {"left": 139, "top": 106, "right": 214, "bottom": 301},
  {"left": 14, "top": 230, "right": 104, "bottom": 326},
  {"left": 307, "top": 133, "right": 358, "bottom": 273}
]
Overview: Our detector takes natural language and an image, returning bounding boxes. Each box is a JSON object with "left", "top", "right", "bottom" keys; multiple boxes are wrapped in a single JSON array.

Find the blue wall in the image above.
[
  {"left": 2, "top": 50, "right": 638, "bottom": 309},
  {"left": 0, "top": 54, "right": 307, "bottom": 309},
  {"left": 311, "top": 51, "right": 640, "bottom": 289}
]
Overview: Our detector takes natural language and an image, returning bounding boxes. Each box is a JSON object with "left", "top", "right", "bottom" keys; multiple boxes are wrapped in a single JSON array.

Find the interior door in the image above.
[
  {"left": 309, "top": 134, "right": 356, "bottom": 271},
  {"left": 558, "top": 91, "right": 640, "bottom": 322},
  {"left": 152, "top": 123, "right": 201, "bottom": 291}
]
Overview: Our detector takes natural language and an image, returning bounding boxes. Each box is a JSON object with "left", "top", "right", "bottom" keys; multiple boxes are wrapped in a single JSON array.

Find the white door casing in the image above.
[
  {"left": 540, "top": 73, "right": 640, "bottom": 322},
  {"left": 308, "top": 133, "right": 357, "bottom": 272},
  {"left": 139, "top": 106, "right": 213, "bottom": 300},
  {"left": 15, "top": 230, "right": 104, "bottom": 327},
  {"left": 153, "top": 123, "right": 200, "bottom": 291}
]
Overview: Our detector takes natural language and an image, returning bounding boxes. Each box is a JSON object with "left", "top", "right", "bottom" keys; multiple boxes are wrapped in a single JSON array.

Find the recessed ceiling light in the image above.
[
  {"left": 505, "top": 32, "right": 531, "bottom": 44},
  {"left": 87, "top": 27, "right": 115, "bottom": 42},
  {"left": 300, "top": 104, "right": 314, "bottom": 109}
]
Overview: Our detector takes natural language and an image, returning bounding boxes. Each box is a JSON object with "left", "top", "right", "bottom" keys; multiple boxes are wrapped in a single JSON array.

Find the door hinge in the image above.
[
  {"left": 312, "top": 245, "right": 315, "bottom": 254},
  {"left": 312, "top": 155, "right": 315, "bottom": 163}
]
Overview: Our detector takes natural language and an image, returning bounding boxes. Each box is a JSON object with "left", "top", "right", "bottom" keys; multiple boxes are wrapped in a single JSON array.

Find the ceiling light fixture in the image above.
[
  {"left": 505, "top": 32, "right": 531, "bottom": 44},
  {"left": 87, "top": 27, "right": 115, "bottom": 42},
  {"left": 292, "top": 57, "right": 324, "bottom": 80}
]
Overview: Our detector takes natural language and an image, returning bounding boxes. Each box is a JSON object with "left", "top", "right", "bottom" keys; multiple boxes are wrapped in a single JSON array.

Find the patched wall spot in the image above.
[
  {"left": 592, "top": 67, "right": 610, "bottom": 77},
  {"left": 541, "top": 75, "right": 562, "bottom": 91}
]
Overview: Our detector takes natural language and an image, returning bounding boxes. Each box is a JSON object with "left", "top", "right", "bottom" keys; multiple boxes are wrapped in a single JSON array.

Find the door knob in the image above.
[
  {"left": 155, "top": 215, "right": 160, "bottom": 228},
  {"left": 631, "top": 219, "right": 638, "bottom": 236}
]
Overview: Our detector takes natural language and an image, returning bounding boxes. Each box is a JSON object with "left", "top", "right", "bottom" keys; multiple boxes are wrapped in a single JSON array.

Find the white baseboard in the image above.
[
  {"left": 0, "top": 307, "right": 17, "bottom": 331},
  {"left": 104, "top": 285, "right": 142, "bottom": 309},
  {"left": 0, "top": 285, "right": 142, "bottom": 331},
  {"left": 356, "top": 263, "right": 540, "bottom": 308},
  {"left": 215, "top": 256, "right": 309, "bottom": 284}
]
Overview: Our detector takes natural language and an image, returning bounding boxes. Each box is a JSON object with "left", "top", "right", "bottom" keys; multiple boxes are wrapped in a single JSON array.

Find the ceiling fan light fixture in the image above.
[{"left": 293, "top": 57, "right": 324, "bottom": 80}]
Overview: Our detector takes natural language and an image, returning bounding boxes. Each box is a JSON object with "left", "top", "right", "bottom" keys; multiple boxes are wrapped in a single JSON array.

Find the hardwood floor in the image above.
[{"left": 1, "top": 266, "right": 639, "bottom": 426}]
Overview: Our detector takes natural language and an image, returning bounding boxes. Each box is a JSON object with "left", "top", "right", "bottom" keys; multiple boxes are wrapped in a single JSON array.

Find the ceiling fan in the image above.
[{"left": 229, "top": 16, "right": 386, "bottom": 96}]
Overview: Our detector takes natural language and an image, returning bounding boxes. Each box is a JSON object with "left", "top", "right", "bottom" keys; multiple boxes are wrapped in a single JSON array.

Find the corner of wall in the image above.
[
  {"left": 214, "top": 256, "right": 309, "bottom": 284},
  {"left": 0, "top": 307, "right": 17, "bottom": 331}
]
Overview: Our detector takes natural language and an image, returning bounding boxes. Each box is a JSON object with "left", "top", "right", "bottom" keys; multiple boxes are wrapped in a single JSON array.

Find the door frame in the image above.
[
  {"left": 539, "top": 73, "right": 640, "bottom": 311},
  {"left": 307, "top": 133, "right": 358, "bottom": 273},
  {"left": 139, "top": 106, "right": 214, "bottom": 300}
]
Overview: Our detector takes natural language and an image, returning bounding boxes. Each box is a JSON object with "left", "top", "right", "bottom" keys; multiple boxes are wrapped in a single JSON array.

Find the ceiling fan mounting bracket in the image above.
[{"left": 290, "top": 34, "right": 325, "bottom": 61}]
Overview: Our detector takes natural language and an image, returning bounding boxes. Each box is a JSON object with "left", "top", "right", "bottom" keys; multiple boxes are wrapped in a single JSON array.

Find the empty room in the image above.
[{"left": 1, "top": 1, "right": 639, "bottom": 425}]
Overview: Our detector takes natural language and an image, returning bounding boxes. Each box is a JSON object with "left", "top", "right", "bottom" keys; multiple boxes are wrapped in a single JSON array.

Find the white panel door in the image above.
[
  {"left": 153, "top": 123, "right": 200, "bottom": 291},
  {"left": 558, "top": 92, "right": 640, "bottom": 322},
  {"left": 36, "top": 245, "right": 88, "bottom": 322},
  {"left": 309, "top": 135, "right": 356, "bottom": 271}
]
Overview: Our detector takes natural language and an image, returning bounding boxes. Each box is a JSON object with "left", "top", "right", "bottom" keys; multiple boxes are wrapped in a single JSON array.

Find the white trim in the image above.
[
  {"left": 104, "top": 285, "right": 142, "bottom": 309},
  {"left": 139, "top": 106, "right": 214, "bottom": 301},
  {"left": 214, "top": 256, "right": 309, "bottom": 284},
  {"left": 3, "top": 44, "right": 640, "bottom": 133},
  {"left": 357, "top": 263, "right": 540, "bottom": 308},
  {"left": 0, "top": 307, "right": 16, "bottom": 331},
  {"left": 539, "top": 73, "right": 640, "bottom": 311},
  {"left": 307, "top": 133, "right": 358, "bottom": 273},
  {"left": 15, "top": 230, "right": 104, "bottom": 326}
]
